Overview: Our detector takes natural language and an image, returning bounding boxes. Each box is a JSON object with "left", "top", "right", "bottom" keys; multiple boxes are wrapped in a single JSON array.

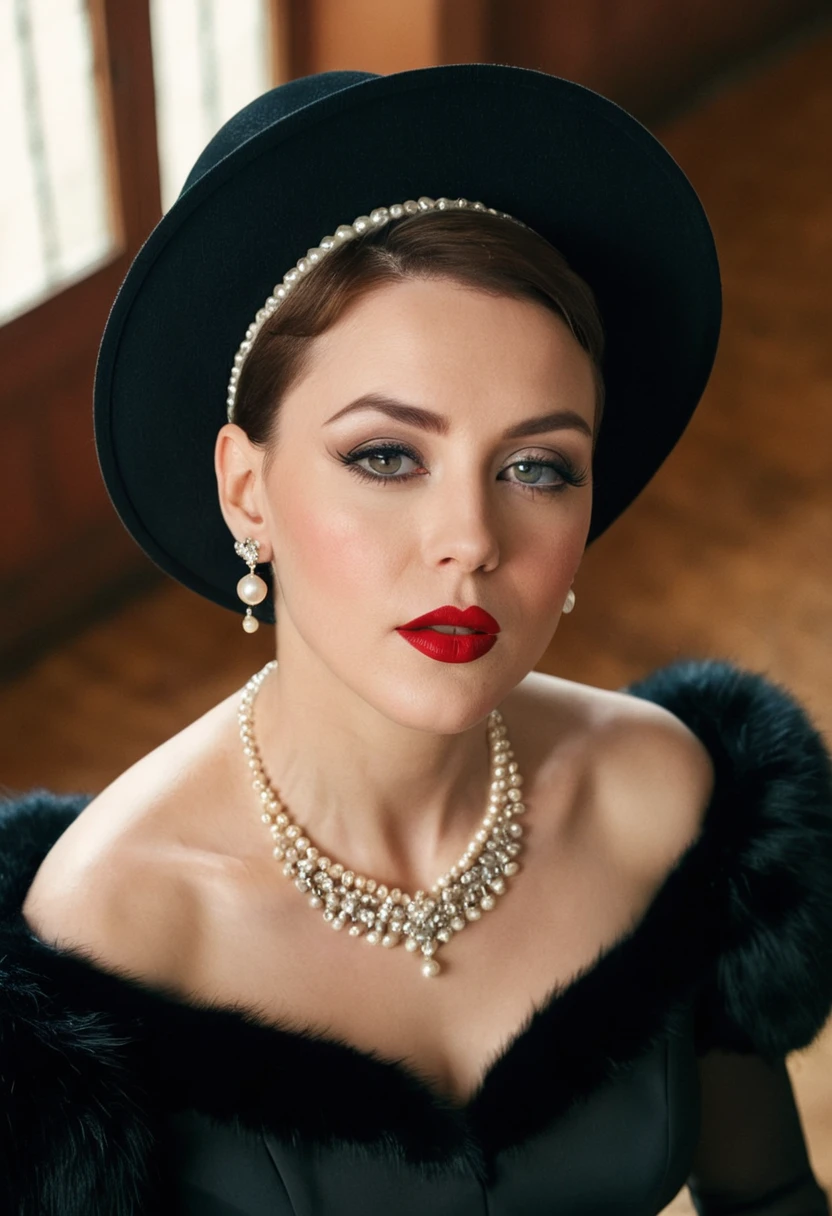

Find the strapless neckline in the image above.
[{"left": 9, "top": 787, "right": 718, "bottom": 1165}]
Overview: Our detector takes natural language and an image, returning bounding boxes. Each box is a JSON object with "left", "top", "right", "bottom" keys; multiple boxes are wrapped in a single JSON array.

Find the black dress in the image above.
[{"left": 2, "top": 660, "right": 832, "bottom": 1216}]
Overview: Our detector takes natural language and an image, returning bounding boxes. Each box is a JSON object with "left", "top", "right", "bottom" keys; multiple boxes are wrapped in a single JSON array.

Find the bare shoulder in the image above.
[
  {"left": 519, "top": 669, "right": 715, "bottom": 878},
  {"left": 21, "top": 686, "right": 248, "bottom": 993},
  {"left": 591, "top": 681, "right": 715, "bottom": 874},
  {"left": 21, "top": 831, "right": 203, "bottom": 994}
]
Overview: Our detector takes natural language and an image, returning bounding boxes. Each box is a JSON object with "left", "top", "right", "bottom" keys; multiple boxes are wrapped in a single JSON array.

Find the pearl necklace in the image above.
[{"left": 238, "top": 660, "right": 526, "bottom": 977}]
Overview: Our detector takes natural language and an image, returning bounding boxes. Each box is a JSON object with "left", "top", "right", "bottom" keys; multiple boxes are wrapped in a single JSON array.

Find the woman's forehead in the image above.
[{"left": 284, "top": 279, "right": 597, "bottom": 424}]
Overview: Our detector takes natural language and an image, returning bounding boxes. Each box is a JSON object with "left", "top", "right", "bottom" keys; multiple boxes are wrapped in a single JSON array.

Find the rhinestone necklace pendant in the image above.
[{"left": 238, "top": 661, "right": 526, "bottom": 976}]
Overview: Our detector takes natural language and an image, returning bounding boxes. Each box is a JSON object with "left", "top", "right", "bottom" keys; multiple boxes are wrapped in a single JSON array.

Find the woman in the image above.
[{"left": 2, "top": 64, "right": 832, "bottom": 1215}]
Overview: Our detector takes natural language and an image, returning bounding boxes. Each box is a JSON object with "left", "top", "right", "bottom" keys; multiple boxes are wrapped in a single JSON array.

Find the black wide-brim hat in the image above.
[{"left": 94, "top": 64, "right": 721, "bottom": 626}]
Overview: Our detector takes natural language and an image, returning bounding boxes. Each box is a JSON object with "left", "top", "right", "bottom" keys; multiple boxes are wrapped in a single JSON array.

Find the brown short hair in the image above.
[{"left": 233, "top": 209, "right": 605, "bottom": 467}]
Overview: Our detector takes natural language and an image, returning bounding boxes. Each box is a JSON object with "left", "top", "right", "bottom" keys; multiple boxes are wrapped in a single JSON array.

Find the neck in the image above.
[{"left": 248, "top": 655, "right": 500, "bottom": 895}]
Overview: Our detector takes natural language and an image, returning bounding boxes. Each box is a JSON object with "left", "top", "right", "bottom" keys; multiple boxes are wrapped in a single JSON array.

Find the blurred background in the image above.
[{"left": 1, "top": 1, "right": 831, "bottom": 1206}]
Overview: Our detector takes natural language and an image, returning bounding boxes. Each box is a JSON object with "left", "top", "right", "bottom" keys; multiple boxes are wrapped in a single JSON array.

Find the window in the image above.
[
  {"left": 0, "top": 0, "right": 116, "bottom": 323},
  {"left": 150, "top": 0, "right": 272, "bottom": 210}
]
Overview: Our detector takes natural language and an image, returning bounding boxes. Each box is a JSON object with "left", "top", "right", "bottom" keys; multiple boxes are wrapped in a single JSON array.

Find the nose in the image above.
[{"left": 424, "top": 468, "right": 501, "bottom": 573}]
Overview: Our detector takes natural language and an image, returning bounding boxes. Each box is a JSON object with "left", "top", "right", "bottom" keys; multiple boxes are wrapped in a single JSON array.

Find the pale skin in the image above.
[{"left": 214, "top": 277, "right": 596, "bottom": 896}]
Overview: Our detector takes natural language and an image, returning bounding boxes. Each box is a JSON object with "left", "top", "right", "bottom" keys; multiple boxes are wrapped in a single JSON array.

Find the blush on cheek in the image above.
[
  {"left": 562, "top": 526, "right": 589, "bottom": 576},
  {"left": 521, "top": 518, "right": 588, "bottom": 619},
  {"left": 278, "top": 492, "right": 397, "bottom": 615}
]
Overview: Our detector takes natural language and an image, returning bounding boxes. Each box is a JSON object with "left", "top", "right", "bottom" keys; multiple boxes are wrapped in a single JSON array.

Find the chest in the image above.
[{"left": 181, "top": 816, "right": 656, "bottom": 1107}]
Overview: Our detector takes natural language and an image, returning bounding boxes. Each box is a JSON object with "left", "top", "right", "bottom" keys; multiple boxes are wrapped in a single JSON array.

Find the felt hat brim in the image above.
[{"left": 94, "top": 63, "right": 721, "bottom": 625}]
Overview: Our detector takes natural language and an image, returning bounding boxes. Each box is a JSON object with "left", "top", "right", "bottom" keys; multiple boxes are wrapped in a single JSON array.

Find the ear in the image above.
[{"left": 214, "top": 423, "right": 274, "bottom": 561}]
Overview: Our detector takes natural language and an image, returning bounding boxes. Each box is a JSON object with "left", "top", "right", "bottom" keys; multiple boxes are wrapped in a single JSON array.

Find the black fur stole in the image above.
[{"left": 1, "top": 659, "right": 832, "bottom": 1213}]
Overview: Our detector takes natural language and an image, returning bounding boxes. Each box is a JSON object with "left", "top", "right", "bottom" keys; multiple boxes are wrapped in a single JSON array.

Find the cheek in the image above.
[
  {"left": 272, "top": 478, "right": 401, "bottom": 604},
  {"left": 514, "top": 498, "right": 591, "bottom": 600}
]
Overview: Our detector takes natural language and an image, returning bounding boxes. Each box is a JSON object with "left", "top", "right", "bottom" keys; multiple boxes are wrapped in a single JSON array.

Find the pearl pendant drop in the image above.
[
  {"left": 242, "top": 609, "right": 260, "bottom": 633},
  {"left": 238, "top": 661, "right": 526, "bottom": 977},
  {"left": 237, "top": 572, "right": 268, "bottom": 605}
]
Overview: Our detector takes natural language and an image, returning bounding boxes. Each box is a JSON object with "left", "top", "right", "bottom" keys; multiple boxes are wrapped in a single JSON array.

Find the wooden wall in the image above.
[{"left": 490, "top": 0, "right": 830, "bottom": 117}]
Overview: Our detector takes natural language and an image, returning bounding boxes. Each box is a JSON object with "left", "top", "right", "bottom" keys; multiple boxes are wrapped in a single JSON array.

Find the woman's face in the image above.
[{"left": 238, "top": 276, "right": 596, "bottom": 731}]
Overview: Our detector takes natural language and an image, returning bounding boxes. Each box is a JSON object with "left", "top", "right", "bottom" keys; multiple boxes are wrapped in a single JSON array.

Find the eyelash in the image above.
[{"left": 336, "top": 442, "right": 589, "bottom": 497}]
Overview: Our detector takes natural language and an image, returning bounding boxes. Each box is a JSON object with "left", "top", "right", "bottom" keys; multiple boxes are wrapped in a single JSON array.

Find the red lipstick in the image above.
[{"left": 396, "top": 605, "right": 500, "bottom": 664}]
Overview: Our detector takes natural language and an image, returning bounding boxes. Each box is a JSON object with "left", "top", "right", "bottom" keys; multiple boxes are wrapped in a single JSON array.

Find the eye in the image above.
[
  {"left": 338, "top": 443, "right": 425, "bottom": 485},
  {"left": 505, "top": 460, "right": 566, "bottom": 489},
  {"left": 500, "top": 455, "right": 589, "bottom": 496}
]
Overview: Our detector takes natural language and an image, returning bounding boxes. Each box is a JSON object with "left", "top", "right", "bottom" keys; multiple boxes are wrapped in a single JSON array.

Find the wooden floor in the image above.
[{"left": 2, "top": 29, "right": 831, "bottom": 1208}]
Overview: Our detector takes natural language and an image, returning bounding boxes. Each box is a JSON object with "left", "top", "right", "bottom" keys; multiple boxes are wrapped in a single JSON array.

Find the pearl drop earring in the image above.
[
  {"left": 234, "top": 537, "right": 268, "bottom": 632},
  {"left": 562, "top": 588, "right": 576, "bottom": 614}
]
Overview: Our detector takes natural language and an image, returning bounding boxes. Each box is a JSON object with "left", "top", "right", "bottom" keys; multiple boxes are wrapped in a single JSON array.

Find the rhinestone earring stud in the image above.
[
  {"left": 562, "top": 588, "right": 576, "bottom": 614},
  {"left": 234, "top": 537, "right": 268, "bottom": 632}
]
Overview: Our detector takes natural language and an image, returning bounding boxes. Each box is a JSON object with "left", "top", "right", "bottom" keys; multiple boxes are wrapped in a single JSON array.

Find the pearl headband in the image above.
[{"left": 225, "top": 195, "right": 526, "bottom": 421}]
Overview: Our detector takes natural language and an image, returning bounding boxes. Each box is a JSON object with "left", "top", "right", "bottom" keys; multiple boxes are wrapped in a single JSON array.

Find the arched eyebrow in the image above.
[{"left": 324, "top": 392, "right": 594, "bottom": 441}]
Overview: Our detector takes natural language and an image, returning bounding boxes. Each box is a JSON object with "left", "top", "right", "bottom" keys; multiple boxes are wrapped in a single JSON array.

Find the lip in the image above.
[
  {"left": 398, "top": 605, "right": 501, "bottom": 632},
  {"left": 396, "top": 629, "right": 498, "bottom": 664}
]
